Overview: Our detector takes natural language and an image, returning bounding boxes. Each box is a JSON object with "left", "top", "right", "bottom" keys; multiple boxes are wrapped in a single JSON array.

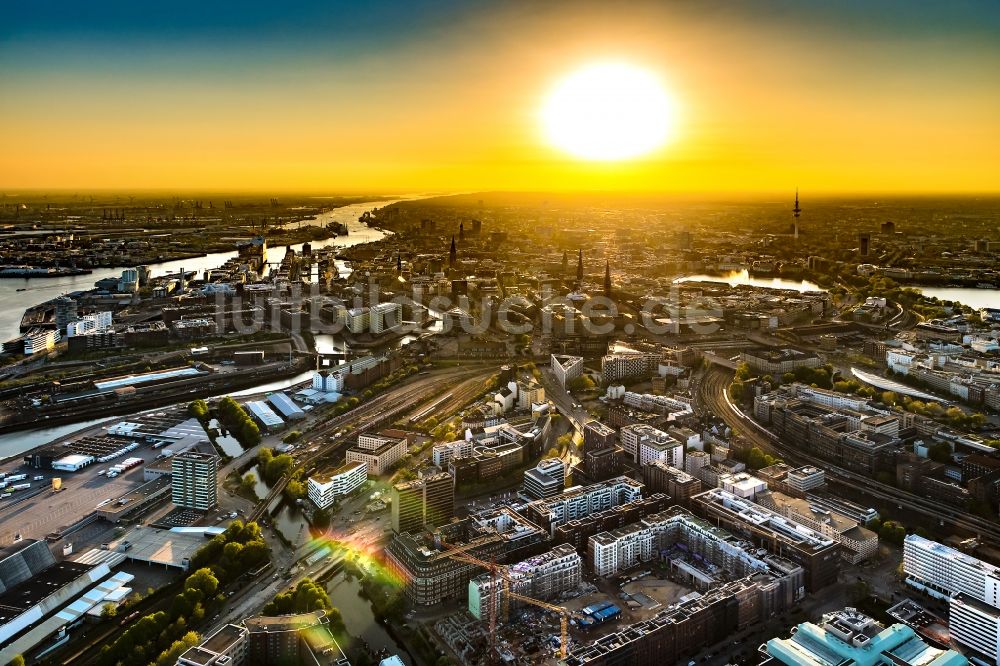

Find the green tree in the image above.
[
  {"left": 153, "top": 632, "right": 201, "bottom": 666},
  {"left": 313, "top": 507, "right": 332, "bottom": 531},
  {"left": 185, "top": 568, "right": 219, "bottom": 597},
  {"left": 9, "top": 655, "right": 25, "bottom": 666},
  {"left": 100, "top": 602, "right": 117, "bottom": 618},
  {"left": 241, "top": 473, "right": 258, "bottom": 495}
]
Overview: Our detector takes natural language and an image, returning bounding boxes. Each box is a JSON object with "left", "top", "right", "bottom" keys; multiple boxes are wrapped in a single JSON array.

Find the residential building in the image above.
[
  {"left": 523, "top": 477, "right": 644, "bottom": 533},
  {"left": 619, "top": 423, "right": 681, "bottom": 466},
  {"left": 692, "top": 488, "right": 840, "bottom": 591},
  {"left": 582, "top": 421, "right": 616, "bottom": 454},
  {"left": 171, "top": 451, "right": 218, "bottom": 511},
  {"left": 469, "top": 544, "right": 582, "bottom": 619},
  {"left": 308, "top": 461, "right": 367, "bottom": 509},
  {"left": 642, "top": 461, "right": 702, "bottom": 507},
  {"left": 65, "top": 311, "right": 113, "bottom": 337}
]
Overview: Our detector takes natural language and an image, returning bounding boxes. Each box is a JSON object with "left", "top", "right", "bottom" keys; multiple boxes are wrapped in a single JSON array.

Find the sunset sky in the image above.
[{"left": 1, "top": 1, "right": 998, "bottom": 194}]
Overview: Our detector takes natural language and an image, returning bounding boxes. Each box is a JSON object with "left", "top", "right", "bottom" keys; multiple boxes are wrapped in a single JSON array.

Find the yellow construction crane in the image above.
[
  {"left": 438, "top": 540, "right": 572, "bottom": 661},
  {"left": 506, "top": 588, "right": 571, "bottom": 660}
]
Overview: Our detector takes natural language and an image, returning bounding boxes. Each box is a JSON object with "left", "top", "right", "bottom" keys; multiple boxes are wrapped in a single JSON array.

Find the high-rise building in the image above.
[
  {"left": 903, "top": 534, "right": 1000, "bottom": 605},
  {"left": 54, "top": 296, "right": 79, "bottom": 332},
  {"left": 392, "top": 480, "right": 425, "bottom": 535},
  {"left": 582, "top": 421, "right": 615, "bottom": 454},
  {"left": 424, "top": 471, "right": 455, "bottom": 528},
  {"left": 391, "top": 472, "right": 455, "bottom": 534},
  {"left": 171, "top": 451, "right": 218, "bottom": 511},
  {"left": 859, "top": 232, "right": 871, "bottom": 257}
]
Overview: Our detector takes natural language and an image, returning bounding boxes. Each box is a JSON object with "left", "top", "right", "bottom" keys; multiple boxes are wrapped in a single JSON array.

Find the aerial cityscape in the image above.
[{"left": 1, "top": 2, "right": 998, "bottom": 666}]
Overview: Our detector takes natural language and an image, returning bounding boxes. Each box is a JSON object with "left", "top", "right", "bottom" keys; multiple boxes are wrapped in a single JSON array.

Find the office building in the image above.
[
  {"left": 391, "top": 472, "right": 455, "bottom": 534},
  {"left": 307, "top": 461, "right": 367, "bottom": 509},
  {"left": 346, "top": 432, "right": 407, "bottom": 476},
  {"left": 760, "top": 608, "right": 967, "bottom": 666},
  {"left": 551, "top": 354, "right": 584, "bottom": 388},
  {"left": 523, "top": 458, "right": 565, "bottom": 500},
  {"left": 244, "top": 611, "right": 350, "bottom": 666},
  {"left": 171, "top": 451, "right": 218, "bottom": 511},
  {"left": 949, "top": 594, "right": 1000, "bottom": 665},
  {"left": 903, "top": 534, "right": 1000, "bottom": 605},
  {"left": 178, "top": 624, "right": 249, "bottom": 666}
]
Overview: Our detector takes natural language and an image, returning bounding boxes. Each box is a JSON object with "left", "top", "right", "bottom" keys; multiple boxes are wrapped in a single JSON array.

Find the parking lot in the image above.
[{"left": 0, "top": 442, "right": 161, "bottom": 544}]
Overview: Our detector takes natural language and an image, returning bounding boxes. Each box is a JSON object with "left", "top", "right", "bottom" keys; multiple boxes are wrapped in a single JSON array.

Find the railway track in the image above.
[
  {"left": 248, "top": 366, "right": 492, "bottom": 521},
  {"left": 698, "top": 367, "right": 1000, "bottom": 546}
]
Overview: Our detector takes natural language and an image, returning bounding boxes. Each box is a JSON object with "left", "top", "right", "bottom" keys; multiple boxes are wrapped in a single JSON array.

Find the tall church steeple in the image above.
[
  {"left": 449, "top": 235, "right": 457, "bottom": 267},
  {"left": 604, "top": 260, "right": 612, "bottom": 297},
  {"left": 576, "top": 249, "right": 583, "bottom": 287}
]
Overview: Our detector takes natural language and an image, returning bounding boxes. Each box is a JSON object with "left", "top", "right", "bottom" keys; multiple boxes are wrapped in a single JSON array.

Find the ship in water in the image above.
[
  {"left": 0, "top": 265, "right": 91, "bottom": 278},
  {"left": 326, "top": 221, "right": 349, "bottom": 235}
]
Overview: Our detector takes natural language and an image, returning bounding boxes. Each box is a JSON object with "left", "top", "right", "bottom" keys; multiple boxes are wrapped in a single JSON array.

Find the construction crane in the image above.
[
  {"left": 438, "top": 540, "right": 572, "bottom": 662},
  {"left": 507, "top": 588, "right": 571, "bottom": 660}
]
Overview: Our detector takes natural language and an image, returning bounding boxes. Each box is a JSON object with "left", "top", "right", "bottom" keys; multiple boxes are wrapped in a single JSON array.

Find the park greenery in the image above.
[
  {"left": 217, "top": 396, "right": 262, "bottom": 447},
  {"left": 262, "top": 577, "right": 336, "bottom": 616},
  {"left": 98, "top": 521, "right": 270, "bottom": 666}
]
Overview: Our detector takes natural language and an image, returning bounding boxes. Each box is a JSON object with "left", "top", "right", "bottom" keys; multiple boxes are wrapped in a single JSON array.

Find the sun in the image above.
[{"left": 542, "top": 62, "right": 676, "bottom": 161}]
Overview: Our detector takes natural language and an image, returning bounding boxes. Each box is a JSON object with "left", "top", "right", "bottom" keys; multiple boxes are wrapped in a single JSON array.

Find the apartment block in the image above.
[{"left": 171, "top": 451, "right": 218, "bottom": 511}]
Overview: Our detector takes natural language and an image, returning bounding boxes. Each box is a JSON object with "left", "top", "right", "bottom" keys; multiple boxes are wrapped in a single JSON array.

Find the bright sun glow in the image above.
[{"left": 542, "top": 62, "right": 676, "bottom": 161}]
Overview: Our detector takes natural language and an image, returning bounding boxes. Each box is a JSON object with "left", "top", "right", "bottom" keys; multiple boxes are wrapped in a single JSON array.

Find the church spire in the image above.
[
  {"left": 449, "top": 235, "right": 457, "bottom": 267},
  {"left": 604, "top": 260, "right": 612, "bottom": 297},
  {"left": 576, "top": 249, "right": 583, "bottom": 286}
]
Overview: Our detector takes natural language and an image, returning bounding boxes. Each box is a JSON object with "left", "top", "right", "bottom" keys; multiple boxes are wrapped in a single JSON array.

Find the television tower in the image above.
[{"left": 792, "top": 188, "right": 801, "bottom": 239}]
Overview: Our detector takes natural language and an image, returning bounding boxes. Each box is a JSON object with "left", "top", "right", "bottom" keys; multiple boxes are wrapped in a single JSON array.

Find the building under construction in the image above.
[
  {"left": 468, "top": 543, "right": 582, "bottom": 620},
  {"left": 385, "top": 508, "right": 548, "bottom": 606}
]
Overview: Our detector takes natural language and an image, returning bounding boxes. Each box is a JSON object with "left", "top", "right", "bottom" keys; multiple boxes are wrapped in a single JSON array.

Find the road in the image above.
[{"left": 697, "top": 367, "right": 1000, "bottom": 546}]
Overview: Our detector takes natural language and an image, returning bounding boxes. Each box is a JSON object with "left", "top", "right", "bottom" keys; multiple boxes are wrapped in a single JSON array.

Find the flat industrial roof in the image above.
[
  {"left": 0, "top": 561, "right": 93, "bottom": 621},
  {"left": 111, "top": 526, "right": 211, "bottom": 569}
]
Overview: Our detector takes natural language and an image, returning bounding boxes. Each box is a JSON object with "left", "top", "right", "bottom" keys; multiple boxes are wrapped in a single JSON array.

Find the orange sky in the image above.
[{"left": 1, "top": 2, "right": 998, "bottom": 193}]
